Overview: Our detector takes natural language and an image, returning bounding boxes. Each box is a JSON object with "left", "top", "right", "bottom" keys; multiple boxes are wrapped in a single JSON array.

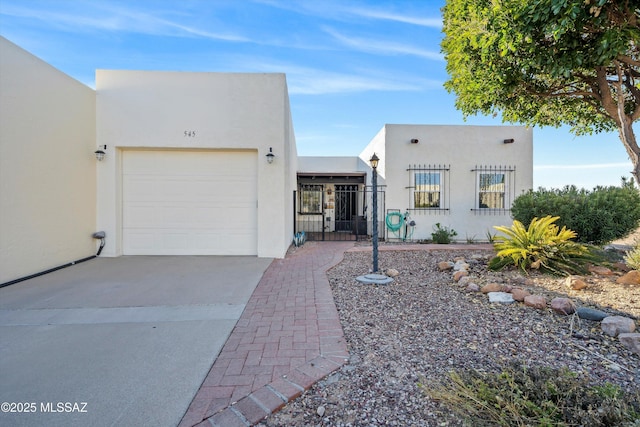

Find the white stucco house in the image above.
[{"left": 0, "top": 36, "right": 533, "bottom": 285}]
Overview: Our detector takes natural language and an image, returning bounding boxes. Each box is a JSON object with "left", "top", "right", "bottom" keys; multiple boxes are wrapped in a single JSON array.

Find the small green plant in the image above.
[
  {"left": 489, "top": 215, "right": 590, "bottom": 275},
  {"left": 624, "top": 244, "right": 640, "bottom": 270},
  {"left": 421, "top": 362, "right": 640, "bottom": 426},
  {"left": 431, "top": 223, "right": 457, "bottom": 244},
  {"left": 485, "top": 230, "right": 497, "bottom": 243},
  {"left": 465, "top": 234, "right": 477, "bottom": 244}
]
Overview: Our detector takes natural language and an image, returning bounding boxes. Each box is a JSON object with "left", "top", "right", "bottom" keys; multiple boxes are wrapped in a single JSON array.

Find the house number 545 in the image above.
[{"left": 184, "top": 130, "right": 196, "bottom": 137}]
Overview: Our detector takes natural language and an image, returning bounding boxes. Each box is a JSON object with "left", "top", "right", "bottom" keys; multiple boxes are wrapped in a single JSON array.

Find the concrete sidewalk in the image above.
[{"left": 180, "top": 241, "right": 353, "bottom": 427}]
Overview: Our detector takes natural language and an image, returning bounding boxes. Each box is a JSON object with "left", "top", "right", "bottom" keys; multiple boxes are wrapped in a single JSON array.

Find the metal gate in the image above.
[{"left": 294, "top": 185, "right": 385, "bottom": 241}]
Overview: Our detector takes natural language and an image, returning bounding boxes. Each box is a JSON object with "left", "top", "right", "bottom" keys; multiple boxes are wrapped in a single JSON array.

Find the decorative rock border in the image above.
[{"left": 440, "top": 256, "right": 640, "bottom": 356}]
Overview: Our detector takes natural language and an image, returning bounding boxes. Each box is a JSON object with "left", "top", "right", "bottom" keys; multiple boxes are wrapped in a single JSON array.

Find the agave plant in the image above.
[{"left": 489, "top": 215, "right": 590, "bottom": 275}]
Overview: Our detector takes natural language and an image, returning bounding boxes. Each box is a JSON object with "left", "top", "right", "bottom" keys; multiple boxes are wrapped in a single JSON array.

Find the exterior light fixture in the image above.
[
  {"left": 370, "top": 153, "right": 380, "bottom": 272},
  {"left": 369, "top": 153, "right": 379, "bottom": 170},
  {"left": 503, "top": 138, "right": 514, "bottom": 144},
  {"left": 95, "top": 145, "right": 106, "bottom": 161},
  {"left": 266, "top": 147, "right": 275, "bottom": 164},
  {"left": 410, "top": 138, "right": 419, "bottom": 144}
]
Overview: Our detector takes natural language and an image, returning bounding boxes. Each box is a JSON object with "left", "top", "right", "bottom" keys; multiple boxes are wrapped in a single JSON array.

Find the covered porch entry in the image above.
[{"left": 294, "top": 173, "right": 385, "bottom": 242}]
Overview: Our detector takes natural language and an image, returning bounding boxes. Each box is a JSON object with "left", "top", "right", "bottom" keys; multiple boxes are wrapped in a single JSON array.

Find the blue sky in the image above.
[{"left": 0, "top": 0, "right": 633, "bottom": 189}]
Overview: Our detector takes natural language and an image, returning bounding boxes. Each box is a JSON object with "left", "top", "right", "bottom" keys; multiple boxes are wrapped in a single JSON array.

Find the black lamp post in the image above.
[{"left": 370, "top": 153, "right": 379, "bottom": 273}]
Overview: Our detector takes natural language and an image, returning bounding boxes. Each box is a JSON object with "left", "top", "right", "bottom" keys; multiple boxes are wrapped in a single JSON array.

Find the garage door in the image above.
[{"left": 122, "top": 150, "right": 257, "bottom": 255}]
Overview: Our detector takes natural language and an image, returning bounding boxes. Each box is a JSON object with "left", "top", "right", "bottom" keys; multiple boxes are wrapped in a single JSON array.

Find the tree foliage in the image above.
[{"left": 441, "top": 0, "right": 640, "bottom": 181}]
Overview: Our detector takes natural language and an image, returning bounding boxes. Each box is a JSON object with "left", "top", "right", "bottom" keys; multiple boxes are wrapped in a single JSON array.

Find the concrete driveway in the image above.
[{"left": 0, "top": 256, "right": 272, "bottom": 427}]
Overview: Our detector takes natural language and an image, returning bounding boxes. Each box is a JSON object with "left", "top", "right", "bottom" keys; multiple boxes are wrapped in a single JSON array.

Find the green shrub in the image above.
[
  {"left": 489, "top": 215, "right": 590, "bottom": 275},
  {"left": 421, "top": 362, "right": 640, "bottom": 426},
  {"left": 511, "top": 178, "right": 640, "bottom": 245},
  {"left": 431, "top": 223, "right": 457, "bottom": 244}
]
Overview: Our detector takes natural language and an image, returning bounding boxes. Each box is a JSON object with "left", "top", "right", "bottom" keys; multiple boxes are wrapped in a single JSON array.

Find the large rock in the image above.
[
  {"left": 438, "top": 261, "right": 454, "bottom": 271},
  {"left": 481, "top": 283, "right": 504, "bottom": 293},
  {"left": 550, "top": 297, "right": 576, "bottom": 315},
  {"left": 618, "top": 333, "right": 640, "bottom": 356},
  {"left": 386, "top": 268, "right": 400, "bottom": 277},
  {"left": 465, "top": 283, "right": 480, "bottom": 292},
  {"left": 576, "top": 307, "right": 609, "bottom": 321},
  {"left": 488, "top": 292, "right": 515, "bottom": 304},
  {"left": 616, "top": 270, "right": 640, "bottom": 285},
  {"left": 588, "top": 265, "right": 613, "bottom": 276},
  {"left": 601, "top": 316, "right": 636, "bottom": 337},
  {"left": 510, "top": 288, "right": 531, "bottom": 302},
  {"left": 453, "top": 270, "right": 468, "bottom": 282},
  {"left": 564, "top": 275, "right": 588, "bottom": 290},
  {"left": 453, "top": 261, "right": 470, "bottom": 271},
  {"left": 524, "top": 295, "right": 547, "bottom": 310}
]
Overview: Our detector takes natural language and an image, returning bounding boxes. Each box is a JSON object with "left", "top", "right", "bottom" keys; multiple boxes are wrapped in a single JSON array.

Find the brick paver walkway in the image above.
[{"left": 179, "top": 241, "right": 354, "bottom": 427}]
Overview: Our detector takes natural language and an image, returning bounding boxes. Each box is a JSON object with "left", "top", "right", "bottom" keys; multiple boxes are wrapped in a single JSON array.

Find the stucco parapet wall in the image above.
[{"left": 297, "top": 156, "right": 368, "bottom": 173}]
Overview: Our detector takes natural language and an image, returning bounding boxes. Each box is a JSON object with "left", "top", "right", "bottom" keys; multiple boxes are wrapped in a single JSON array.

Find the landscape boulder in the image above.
[
  {"left": 385, "top": 268, "right": 400, "bottom": 278},
  {"left": 453, "top": 270, "right": 468, "bottom": 282},
  {"left": 601, "top": 316, "right": 636, "bottom": 337},
  {"left": 488, "top": 292, "right": 515, "bottom": 304},
  {"left": 564, "top": 275, "right": 588, "bottom": 291},
  {"left": 438, "top": 261, "right": 454, "bottom": 271},
  {"left": 618, "top": 333, "right": 640, "bottom": 356},
  {"left": 510, "top": 288, "right": 531, "bottom": 302},
  {"left": 588, "top": 265, "right": 613, "bottom": 276},
  {"left": 465, "top": 283, "right": 480, "bottom": 292},
  {"left": 550, "top": 297, "right": 576, "bottom": 315},
  {"left": 576, "top": 307, "right": 609, "bottom": 322},
  {"left": 616, "top": 270, "right": 640, "bottom": 285},
  {"left": 481, "top": 283, "right": 504, "bottom": 293},
  {"left": 453, "top": 261, "right": 470, "bottom": 271},
  {"left": 524, "top": 295, "right": 547, "bottom": 310}
]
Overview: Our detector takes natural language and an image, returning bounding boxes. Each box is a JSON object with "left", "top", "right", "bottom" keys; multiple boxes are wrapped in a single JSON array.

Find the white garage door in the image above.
[{"left": 122, "top": 150, "right": 257, "bottom": 255}]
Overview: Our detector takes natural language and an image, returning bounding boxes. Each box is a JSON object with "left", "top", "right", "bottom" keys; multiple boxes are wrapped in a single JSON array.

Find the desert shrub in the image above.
[
  {"left": 625, "top": 244, "right": 640, "bottom": 270},
  {"left": 511, "top": 178, "right": 640, "bottom": 245},
  {"left": 421, "top": 362, "right": 640, "bottom": 427},
  {"left": 489, "top": 216, "right": 591, "bottom": 275},
  {"left": 431, "top": 223, "right": 457, "bottom": 244}
]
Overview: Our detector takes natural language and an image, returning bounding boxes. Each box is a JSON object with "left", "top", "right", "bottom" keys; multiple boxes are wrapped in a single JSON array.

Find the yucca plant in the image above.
[{"left": 489, "top": 216, "right": 590, "bottom": 276}]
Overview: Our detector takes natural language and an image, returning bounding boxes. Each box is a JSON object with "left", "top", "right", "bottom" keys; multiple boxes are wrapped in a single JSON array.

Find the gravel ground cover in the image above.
[{"left": 260, "top": 248, "right": 639, "bottom": 427}]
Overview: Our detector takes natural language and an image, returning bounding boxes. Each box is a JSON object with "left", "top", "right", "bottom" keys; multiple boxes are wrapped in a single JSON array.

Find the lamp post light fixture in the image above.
[
  {"left": 266, "top": 147, "right": 275, "bottom": 164},
  {"left": 370, "top": 153, "right": 379, "bottom": 273}
]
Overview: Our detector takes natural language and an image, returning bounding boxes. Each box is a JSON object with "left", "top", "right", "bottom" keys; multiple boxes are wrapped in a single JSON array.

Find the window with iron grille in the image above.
[
  {"left": 472, "top": 165, "right": 515, "bottom": 214},
  {"left": 407, "top": 165, "right": 450, "bottom": 212},
  {"left": 298, "top": 184, "right": 323, "bottom": 214}
]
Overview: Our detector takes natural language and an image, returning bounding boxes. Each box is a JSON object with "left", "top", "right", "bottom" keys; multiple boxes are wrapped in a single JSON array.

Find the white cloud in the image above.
[
  {"left": 323, "top": 27, "right": 444, "bottom": 61},
  {"left": 346, "top": 8, "right": 442, "bottom": 28},
  {"left": 0, "top": 3, "right": 249, "bottom": 42},
  {"left": 230, "top": 58, "right": 441, "bottom": 95}
]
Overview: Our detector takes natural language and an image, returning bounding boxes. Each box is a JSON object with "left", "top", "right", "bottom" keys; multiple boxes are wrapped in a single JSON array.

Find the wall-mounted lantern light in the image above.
[
  {"left": 94, "top": 145, "right": 107, "bottom": 161},
  {"left": 266, "top": 147, "right": 275, "bottom": 164},
  {"left": 503, "top": 138, "right": 515, "bottom": 144},
  {"left": 410, "top": 138, "right": 419, "bottom": 144}
]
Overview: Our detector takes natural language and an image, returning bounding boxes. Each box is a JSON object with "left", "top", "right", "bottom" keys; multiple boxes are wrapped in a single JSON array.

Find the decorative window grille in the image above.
[
  {"left": 406, "top": 164, "right": 450, "bottom": 213},
  {"left": 298, "top": 184, "right": 323, "bottom": 214},
  {"left": 472, "top": 165, "right": 515, "bottom": 215}
]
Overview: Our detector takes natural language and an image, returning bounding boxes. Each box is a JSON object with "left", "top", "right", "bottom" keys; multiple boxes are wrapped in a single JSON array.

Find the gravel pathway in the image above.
[{"left": 260, "top": 248, "right": 639, "bottom": 426}]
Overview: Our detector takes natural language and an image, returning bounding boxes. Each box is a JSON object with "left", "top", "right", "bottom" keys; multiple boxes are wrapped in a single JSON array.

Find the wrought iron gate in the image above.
[{"left": 294, "top": 185, "right": 385, "bottom": 242}]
